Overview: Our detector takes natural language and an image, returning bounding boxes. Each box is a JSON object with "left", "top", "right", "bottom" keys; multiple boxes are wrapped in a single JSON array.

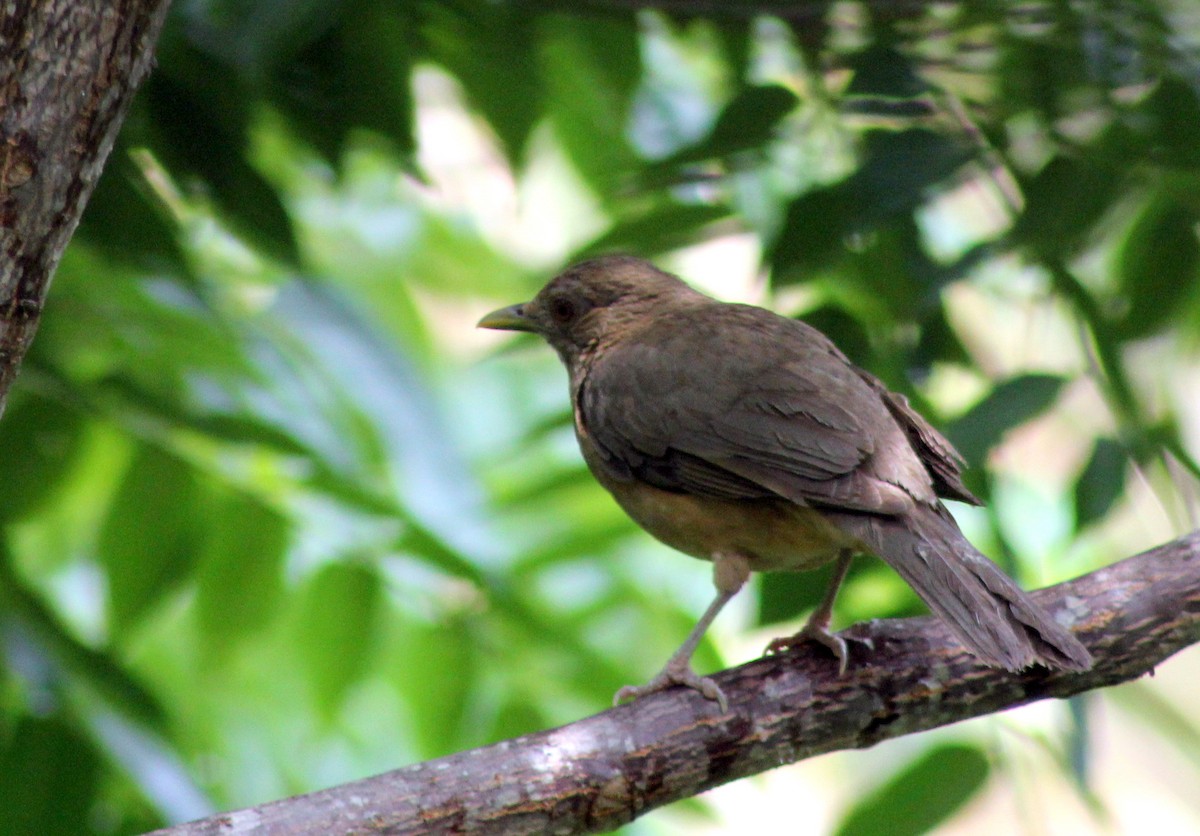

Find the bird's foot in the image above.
[
  {"left": 614, "top": 661, "right": 728, "bottom": 712},
  {"left": 765, "top": 623, "right": 872, "bottom": 675}
]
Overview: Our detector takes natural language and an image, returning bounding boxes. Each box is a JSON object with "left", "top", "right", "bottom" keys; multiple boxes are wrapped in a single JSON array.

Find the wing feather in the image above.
[{"left": 577, "top": 304, "right": 932, "bottom": 513}]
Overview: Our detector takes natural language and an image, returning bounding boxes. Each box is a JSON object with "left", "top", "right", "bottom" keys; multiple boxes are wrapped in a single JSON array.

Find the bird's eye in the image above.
[{"left": 549, "top": 296, "right": 577, "bottom": 323}]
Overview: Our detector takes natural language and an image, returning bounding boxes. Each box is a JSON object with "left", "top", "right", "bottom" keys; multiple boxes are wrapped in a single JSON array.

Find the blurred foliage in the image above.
[{"left": 2, "top": 0, "right": 1200, "bottom": 833}]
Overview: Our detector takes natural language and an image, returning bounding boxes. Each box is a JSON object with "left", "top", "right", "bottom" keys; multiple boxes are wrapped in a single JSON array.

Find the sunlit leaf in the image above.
[
  {"left": 294, "top": 561, "right": 383, "bottom": 716},
  {"left": 422, "top": 0, "right": 540, "bottom": 165},
  {"left": 97, "top": 375, "right": 314, "bottom": 458},
  {"left": 395, "top": 617, "right": 478, "bottom": 757},
  {"left": 98, "top": 446, "right": 204, "bottom": 640},
  {"left": 537, "top": 13, "right": 640, "bottom": 199},
  {"left": 194, "top": 493, "right": 290, "bottom": 657},
  {"left": 266, "top": 280, "right": 492, "bottom": 552}
]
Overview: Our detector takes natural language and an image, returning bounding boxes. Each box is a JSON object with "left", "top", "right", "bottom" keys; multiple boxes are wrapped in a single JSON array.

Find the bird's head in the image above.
[{"left": 478, "top": 255, "right": 701, "bottom": 366}]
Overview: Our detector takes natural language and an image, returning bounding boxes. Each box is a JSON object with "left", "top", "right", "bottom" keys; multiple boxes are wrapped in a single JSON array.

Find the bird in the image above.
[{"left": 478, "top": 254, "right": 1093, "bottom": 711}]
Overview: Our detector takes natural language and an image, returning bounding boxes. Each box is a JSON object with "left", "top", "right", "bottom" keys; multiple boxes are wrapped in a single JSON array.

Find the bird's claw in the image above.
[
  {"left": 614, "top": 664, "right": 729, "bottom": 712},
  {"left": 766, "top": 624, "right": 872, "bottom": 675}
]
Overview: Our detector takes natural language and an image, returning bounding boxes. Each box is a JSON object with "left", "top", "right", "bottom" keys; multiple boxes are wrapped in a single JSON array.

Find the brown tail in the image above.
[{"left": 832, "top": 505, "right": 1093, "bottom": 671}]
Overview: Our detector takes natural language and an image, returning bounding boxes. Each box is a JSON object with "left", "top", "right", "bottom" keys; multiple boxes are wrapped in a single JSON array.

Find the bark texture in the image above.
[
  {"left": 0, "top": 0, "right": 171, "bottom": 415},
  {"left": 150, "top": 531, "right": 1200, "bottom": 836}
]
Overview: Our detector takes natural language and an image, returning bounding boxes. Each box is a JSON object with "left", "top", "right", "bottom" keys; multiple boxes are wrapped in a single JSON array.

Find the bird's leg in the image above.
[
  {"left": 765, "top": 549, "right": 862, "bottom": 674},
  {"left": 614, "top": 552, "right": 750, "bottom": 712}
]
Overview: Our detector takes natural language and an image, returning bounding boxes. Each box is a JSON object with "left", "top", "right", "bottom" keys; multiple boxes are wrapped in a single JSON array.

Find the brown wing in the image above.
[
  {"left": 852, "top": 368, "right": 980, "bottom": 505},
  {"left": 578, "top": 303, "right": 936, "bottom": 514}
]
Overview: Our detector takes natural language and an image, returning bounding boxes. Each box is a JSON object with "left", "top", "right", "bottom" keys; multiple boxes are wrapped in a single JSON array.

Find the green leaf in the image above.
[
  {"left": 1073, "top": 437, "right": 1127, "bottom": 529},
  {"left": 998, "top": 38, "right": 1090, "bottom": 123},
  {"left": 757, "top": 561, "right": 844, "bottom": 626},
  {"left": 0, "top": 394, "right": 84, "bottom": 524},
  {"left": 834, "top": 743, "right": 990, "bottom": 836},
  {"left": 266, "top": 280, "right": 486, "bottom": 541},
  {"left": 663, "top": 84, "right": 799, "bottom": 168},
  {"left": 97, "top": 375, "right": 314, "bottom": 459},
  {"left": 294, "top": 561, "right": 383, "bottom": 716},
  {"left": 1012, "top": 156, "right": 1122, "bottom": 258},
  {"left": 770, "top": 187, "right": 855, "bottom": 277},
  {"left": 394, "top": 617, "right": 477, "bottom": 756},
  {"left": 0, "top": 543, "right": 167, "bottom": 730},
  {"left": 846, "top": 44, "right": 931, "bottom": 98},
  {"left": 758, "top": 559, "right": 921, "bottom": 627},
  {"left": 75, "top": 148, "right": 190, "bottom": 276},
  {"left": 98, "top": 446, "right": 203, "bottom": 640},
  {"left": 270, "top": 2, "right": 418, "bottom": 171},
  {"left": 577, "top": 203, "right": 732, "bottom": 258},
  {"left": 0, "top": 715, "right": 101, "bottom": 836},
  {"left": 947, "top": 374, "right": 1065, "bottom": 467},
  {"left": 1116, "top": 199, "right": 1200, "bottom": 337},
  {"left": 772, "top": 129, "right": 974, "bottom": 278},
  {"left": 911, "top": 302, "right": 973, "bottom": 370},
  {"left": 422, "top": 0, "right": 540, "bottom": 165},
  {"left": 143, "top": 70, "right": 300, "bottom": 265},
  {"left": 192, "top": 0, "right": 344, "bottom": 81},
  {"left": 842, "top": 217, "right": 935, "bottom": 316},
  {"left": 798, "top": 306, "right": 872, "bottom": 368},
  {"left": 194, "top": 493, "right": 290, "bottom": 658},
  {"left": 537, "top": 13, "right": 640, "bottom": 199},
  {"left": 850, "top": 130, "right": 975, "bottom": 220},
  {"left": 714, "top": 19, "right": 753, "bottom": 81},
  {"left": 1140, "top": 76, "right": 1200, "bottom": 169}
]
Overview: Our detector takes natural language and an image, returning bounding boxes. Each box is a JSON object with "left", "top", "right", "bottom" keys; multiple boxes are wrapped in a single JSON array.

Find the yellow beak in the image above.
[{"left": 477, "top": 303, "right": 536, "bottom": 332}]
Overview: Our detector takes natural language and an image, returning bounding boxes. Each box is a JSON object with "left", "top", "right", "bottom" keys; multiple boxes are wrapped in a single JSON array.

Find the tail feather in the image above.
[{"left": 833, "top": 506, "right": 1093, "bottom": 672}]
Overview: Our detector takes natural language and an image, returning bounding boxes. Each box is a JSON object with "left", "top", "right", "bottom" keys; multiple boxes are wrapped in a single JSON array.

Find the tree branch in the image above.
[
  {"left": 150, "top": 532, "right": 1200, "bottom": 836},
  {"left": 0, "top": 0, "right": 171, "bottom": 416}
]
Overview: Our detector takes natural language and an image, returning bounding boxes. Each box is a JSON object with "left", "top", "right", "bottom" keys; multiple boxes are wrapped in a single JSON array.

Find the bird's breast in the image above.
[{"left": 571, "top": 383, "right": 858, "bottom": 571}]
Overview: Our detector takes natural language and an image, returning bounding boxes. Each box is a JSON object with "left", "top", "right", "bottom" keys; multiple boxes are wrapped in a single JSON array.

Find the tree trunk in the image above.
[
  {"left": 149, "top": 531, "right": 1200, "bottom": 836},
  {"left": 0, "top": 0, "right": 171, "bottom": 416}
]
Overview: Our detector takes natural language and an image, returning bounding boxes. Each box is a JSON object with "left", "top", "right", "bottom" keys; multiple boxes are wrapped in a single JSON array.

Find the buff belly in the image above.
[{"left": 601, "top": 476, "right": 858, "bottom": 573}]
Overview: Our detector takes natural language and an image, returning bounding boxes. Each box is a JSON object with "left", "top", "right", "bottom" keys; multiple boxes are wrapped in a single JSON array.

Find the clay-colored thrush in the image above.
[{"left": 479, "top": 255, "right": 1093, "bottom": 710}]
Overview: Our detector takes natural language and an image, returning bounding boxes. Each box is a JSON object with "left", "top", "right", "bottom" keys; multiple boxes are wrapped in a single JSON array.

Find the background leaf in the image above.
[
  {"left": 2, "top": 3, "right": 1197, "bottom": 833},
  {"left": 193, "top": 493, "right": 289, "bottom": 659},
  {"left": 834, "top": 744, "right": 991, "bottom": 836},
  {"left": 98, "top": 446, "right": 203, "bottom": 641},
  {"left": 0, "top": 716, "right": 101, "bottom": 836},
  {"left": 947, "top": 374, "right": 1066, "bottom": 467},
  {"left": 294, "top": 561, "right": 383, "bottom": 717}
]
